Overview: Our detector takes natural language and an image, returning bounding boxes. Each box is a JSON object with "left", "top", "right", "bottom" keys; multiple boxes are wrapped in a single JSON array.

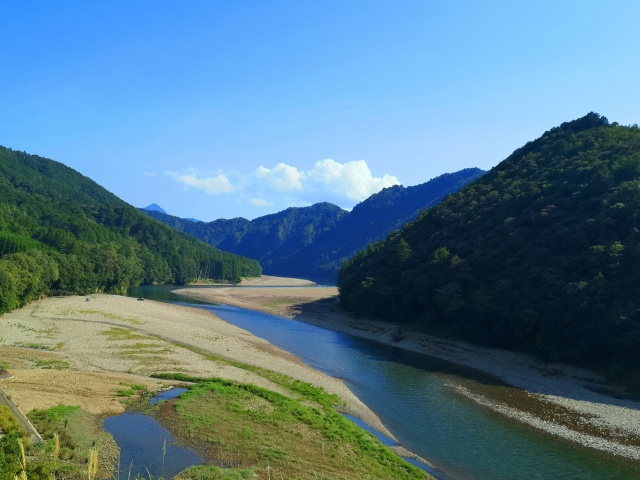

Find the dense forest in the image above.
[
  {"left": 144, "top": 168, "right": 484, "bottom": 283},
  {"left": 0, "top": 147, "right": 261, "bottom": 313},
  {"left": 338, "top": 113, "right": 640, "bottom": 388}
]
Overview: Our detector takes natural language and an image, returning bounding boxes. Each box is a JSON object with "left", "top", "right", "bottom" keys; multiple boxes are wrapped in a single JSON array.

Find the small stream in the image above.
[{"left": 104, "top": 388, "right": 201, "bottom": 479}]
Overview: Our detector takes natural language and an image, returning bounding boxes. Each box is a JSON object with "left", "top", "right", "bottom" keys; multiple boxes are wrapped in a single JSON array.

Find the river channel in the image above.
[{"left": 128, "top": 286, "right": 640, "bottom": 479}]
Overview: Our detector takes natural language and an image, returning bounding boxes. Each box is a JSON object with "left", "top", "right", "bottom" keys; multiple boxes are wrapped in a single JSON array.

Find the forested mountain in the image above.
[
  {"left": 143, "top": 168, "right": 484, "bottom": 283},
  {"left": 338, "top": 113, "right": 640, "bottom": 388},
  {"left": 0, "top": 146, "right": 261, "bottom": 313}
]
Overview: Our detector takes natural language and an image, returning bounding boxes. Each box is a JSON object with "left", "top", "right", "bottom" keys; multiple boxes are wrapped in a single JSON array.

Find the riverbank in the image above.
[
  {"left": 0, "top": 293, "right": 419, "bottom": 478},
  {"left": 176, "top": 276, "right": 640, "bottom": 461}
]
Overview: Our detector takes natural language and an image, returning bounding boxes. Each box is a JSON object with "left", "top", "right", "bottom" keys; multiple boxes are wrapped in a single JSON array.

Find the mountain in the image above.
[
  {"left": 143, "top": 203, "right": 167, "bottom": 214},
  {"left": 338, "top": 113, "right": 640, "bottom": 388},
  {"left": 144, "top": 202, "right": 348, "bottom": 282},
  {"left": 0, "top": 146, "right": 261, "bottom": 313},
  {"left": 143, "top": 168, "right": 484, "bottom": 283}
]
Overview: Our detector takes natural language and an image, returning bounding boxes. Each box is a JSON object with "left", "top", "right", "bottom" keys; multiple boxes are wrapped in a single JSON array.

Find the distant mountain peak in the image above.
[{"left": 143, "top": 203, "right": 167, "bottom": 214}]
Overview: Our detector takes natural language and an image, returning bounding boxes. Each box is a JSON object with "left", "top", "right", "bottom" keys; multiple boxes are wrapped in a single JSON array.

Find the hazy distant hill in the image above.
[
  {"left": 338, "top": 113, "right": 640, "bottom": 388},
  {"left": 0, "top": 146, "right": 261, "bottom": 313},
  {"left": 144, "top": 168, "right": 484, "bottom": 283}
]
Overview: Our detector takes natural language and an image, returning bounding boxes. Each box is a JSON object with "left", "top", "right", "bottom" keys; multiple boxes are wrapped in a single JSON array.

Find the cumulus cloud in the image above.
[
  {"left": 163, "top": 159, "right": 399, "bottom": 212},
  {"left": 308, "top": 159, "right": 400, "bottom": 201},
  {"left": 255, "top": 163, "right": 304, "bottom": 191},
  {"left": 165, "top": 170, "right": 234, "bottom": 195},
  {"left": 250, "top": 198, "right": 273, "bottom": 207}
]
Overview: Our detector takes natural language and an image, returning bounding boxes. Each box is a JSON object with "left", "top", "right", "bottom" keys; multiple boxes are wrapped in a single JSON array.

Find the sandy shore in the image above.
[
  {"left": 177, "top": 276, "right": 640, "bottom": 461},
  {"left": 0, "top": 292, "right": 392, "bottom": 441}
]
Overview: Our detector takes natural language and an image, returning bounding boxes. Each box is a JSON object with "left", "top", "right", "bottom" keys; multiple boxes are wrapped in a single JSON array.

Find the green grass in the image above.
[
  {"left": 24, "top": 405, "right": 117, "bottom": 480},
  {"left": 264, "top": 298, "right": 297, "bottom": 309},
  {"left": 29, "top": 405, "right": 80, "bottom": 423},
  {"left": 33, "top": 359, "right": 70, "bottom": 370},
  {"left": 101, "top": 326, "right": 149, "bottom": 341},
  {"left": 80, "top": 309, "right": 144, "bottom": 325},
  {"left": 0, "top": 405, "right": 25, "bottom": 437},
  {"left": 116, "top": 382, "right": 148, "bottom": 397},
  {"left": 152, "top": 374, "right": 428, "bottom": 479},
  {"left": 175, "top": 465, "right": 255, "bottom": 479}
]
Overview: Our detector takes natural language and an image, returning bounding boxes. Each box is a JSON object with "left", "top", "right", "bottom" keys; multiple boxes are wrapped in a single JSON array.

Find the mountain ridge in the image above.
[
  {"left": 0, "top": 146, "right": 261, "bottom": 313},
  {"left": 338, "top": 113, "right": 640, "bottom": 389},
  {"left": 143, "top": 167, "right": 485, "bottom": 283}
]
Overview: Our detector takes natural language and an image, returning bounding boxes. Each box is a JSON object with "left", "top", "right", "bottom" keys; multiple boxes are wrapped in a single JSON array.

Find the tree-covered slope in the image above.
[
  {"left": 338, "top": 113, "right": 640, "bottom": 384},
  {"left": 0, "top": 146, "right": 261, "bottom": 313},
  {"left": 144, "top": 168, "right": 484, "bottom": 283},
  {"left": 145, "top": 202, "right": 347, "bottom": 280},
  {"left": 286, "top": 168, "right": 485, "bottom": 281}
]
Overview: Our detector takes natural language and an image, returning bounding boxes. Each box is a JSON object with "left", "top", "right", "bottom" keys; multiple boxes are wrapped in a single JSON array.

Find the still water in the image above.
[
  {"left": 129, "top": 286, "right": 640, "bottom": 479},
  {"left": 104, "top": 388, "right": 201, "bottom": 479}
]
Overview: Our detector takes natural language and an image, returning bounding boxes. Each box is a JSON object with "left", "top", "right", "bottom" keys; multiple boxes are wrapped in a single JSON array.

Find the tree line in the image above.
[
  {"left": 339, "top": 113, "right": 640, "bottom": 391},
  {"left": 0, "top": 146, "right": 261, "bottom": 314}
]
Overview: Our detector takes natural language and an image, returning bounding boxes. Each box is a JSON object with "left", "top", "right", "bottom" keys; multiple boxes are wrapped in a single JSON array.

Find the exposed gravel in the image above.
[{"left": 179, "top": 276, "right": 640, "bottom": 461}]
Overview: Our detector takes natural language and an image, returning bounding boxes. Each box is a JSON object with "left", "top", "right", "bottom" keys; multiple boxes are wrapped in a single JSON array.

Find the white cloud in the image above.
[
  {"left": 163, "top": 159, "right": 399, "bottom": 212},
  {"left": 250, "top": 198, "right": 273, "bottom": 207},
  {"left": 165, "top": 170, "right": 234, "bottom": 195},
  {"left": 255, "top": 163, "right": 304, "bottom": 191},
  {"left": 307, "top": 159, "right": 400, "bottom": 201}
]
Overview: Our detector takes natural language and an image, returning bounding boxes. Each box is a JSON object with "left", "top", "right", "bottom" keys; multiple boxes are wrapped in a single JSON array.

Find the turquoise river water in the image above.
[{"left": 128, "top": 286, "right": 640, "bottom": 480}]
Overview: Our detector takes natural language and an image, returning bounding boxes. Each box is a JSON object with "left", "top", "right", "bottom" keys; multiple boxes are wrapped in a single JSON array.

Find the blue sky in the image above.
[{"left": 1, "top": 1, "right": 639, "bottom": 221}]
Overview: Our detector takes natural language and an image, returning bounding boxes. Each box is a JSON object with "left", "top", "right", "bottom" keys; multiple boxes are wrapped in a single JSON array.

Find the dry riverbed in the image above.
[
  {"left": 177, "top": 275, "right": 640, "bottom": 462},
  {"left": 0, "top": 291, "right": 410, "bottom": 478}
]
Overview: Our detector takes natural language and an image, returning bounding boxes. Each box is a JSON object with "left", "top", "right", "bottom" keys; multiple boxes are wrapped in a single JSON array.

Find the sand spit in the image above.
[{"left": 176, "top": 276, "right": 640, "bottom": 461}]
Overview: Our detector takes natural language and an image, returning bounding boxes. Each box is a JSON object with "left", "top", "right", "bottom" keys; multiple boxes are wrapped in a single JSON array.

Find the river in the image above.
[{"left": 128, "top": 286, "right": 640, "bottom": 479}]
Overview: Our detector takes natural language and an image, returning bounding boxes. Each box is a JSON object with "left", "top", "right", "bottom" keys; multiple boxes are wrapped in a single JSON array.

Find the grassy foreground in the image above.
[
  {"left": 153, "top": 374, "right": 427, "bottom": 479},
  {"left": 0, "top": 376, "right": 428, "bottom": 480}
]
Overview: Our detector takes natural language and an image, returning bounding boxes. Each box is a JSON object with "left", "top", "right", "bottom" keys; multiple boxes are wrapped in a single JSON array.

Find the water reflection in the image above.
[{"left": 104, "top": 411, "right": 202, "bottom": 479}]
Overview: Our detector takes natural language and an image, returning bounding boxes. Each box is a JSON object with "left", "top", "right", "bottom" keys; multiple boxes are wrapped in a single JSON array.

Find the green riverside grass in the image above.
[
  {"left": 2, "top": 387, "right": 430, "bottom": 479},
  {"left": 152, "top": 373, "right": 428, "bottom": 479},
  {"left": 1, "top": 358, "right": 429, "bottom": 478}
]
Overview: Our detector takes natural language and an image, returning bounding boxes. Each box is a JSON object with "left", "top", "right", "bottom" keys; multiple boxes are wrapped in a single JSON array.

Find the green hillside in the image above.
[
  {"left": 144, "top": 168, "right": 484, "bottom": 283},
  {"left": 338, "top": 113, "right": 640, "bottom": 387},
  {"left": 0, "top": 147, "right": 261, "bottom": 313}
]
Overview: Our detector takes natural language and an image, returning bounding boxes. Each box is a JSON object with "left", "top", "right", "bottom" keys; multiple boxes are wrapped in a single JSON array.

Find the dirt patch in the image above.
[{"left": 0, "top": 369, "right": 173, "bottom": 416}]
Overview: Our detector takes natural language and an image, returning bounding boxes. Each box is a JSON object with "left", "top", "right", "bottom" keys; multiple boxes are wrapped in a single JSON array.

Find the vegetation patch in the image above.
[
  {"left": 2, "top": 405, "right": 117, "bottom": 480},
  {"left": 0, "top": 404, "right": 24, "bottom": 437},
  {"left": 7, "top": 322, "right": 58, "bottom": 338},
  {"left": 264, "top": 298, "right": 297, "bottom": 309},
  {"left": 33, "top": 358, "right": 70, "bottom": 370},
  {"left": 100, "top": 326, "right": 149, "bottom": 341},
  {"left": 80, "top": 309, "right": 144, "bottom": 325},
  {"left": 175, "top": 465, "right": 255, "bottom": 480},
  {"left": 116, "top": 382, "right": 148, "bottom": 397},
  {"left": 153, "top": 374, "right": 427, "bottom": 479}
]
